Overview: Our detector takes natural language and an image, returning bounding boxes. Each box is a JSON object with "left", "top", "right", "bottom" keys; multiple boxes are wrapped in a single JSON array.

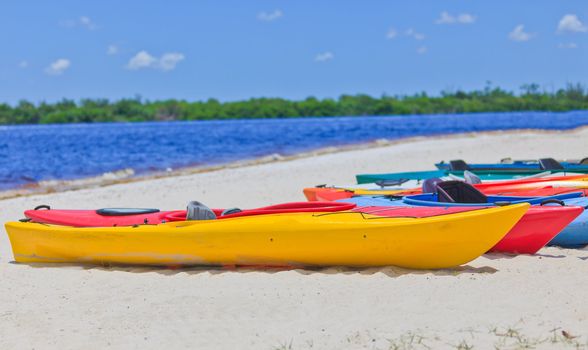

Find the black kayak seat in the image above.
[
  {"left": 449, "top": 159, "right": 471, "bottom": 171},
  {"left": 539, "top": 158, "right": 564, "bottom": 170},
  {"left": 221, "top": 208, "right": 242, "bottom": 216},
  {"left": 422, "top": 178, "right": 443, "bottom": 193},
  {"left": 375, "top": 178, "right": 410, "bottom": 188},
  {"left": 436, "top": 181, "right": 488, "bottom": 204},
  {"left": 579, "top": 157, "right": 588, "bottom": 165},
  {"left": 96, "top": 208, "right": 160, "bottom": 216}
]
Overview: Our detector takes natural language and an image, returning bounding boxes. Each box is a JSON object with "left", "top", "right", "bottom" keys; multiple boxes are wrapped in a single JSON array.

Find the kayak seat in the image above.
[
  {"left": 436, "top": 181, "right": 488, "bottom": 204},
  {"left": 186, "top": 201, "right": 217, "bottom": 220},
  {"left": 449, "top": 159, "right": 471, "bottom": 171},
  {"left": 221, "top": 208, "right": 242, "bottom": 216},
  {"left": 539, "top": 158, "right": 564, "bottom": 170},
  {"left": 422, "top": 178, "right": 443, "bottom": 193},
  {"left": 96, "top": 208, "right": 160, "bottom": 216},
  {"left": 579, "top": 157, "right": 588, "bottom": 165},
  {"left": 375, "top": 179, "right": 410, "bottom": 187},
  {"left": 463, "top": 170, "right": 482, "bottom": 184}
]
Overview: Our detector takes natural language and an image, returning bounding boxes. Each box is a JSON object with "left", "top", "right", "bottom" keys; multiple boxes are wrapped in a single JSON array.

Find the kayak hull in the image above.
[
  {"left": 4, "top": 204, "right": 528, "bottom": 269},
  {"left": 547, "top": 197, "right": 588, "bottom": 247},
  {"left": 488, "top": 206, "right": 583, "bottom": 254},
  {"left": 549, "top": 219, "right": 588, "bottom": 248}
]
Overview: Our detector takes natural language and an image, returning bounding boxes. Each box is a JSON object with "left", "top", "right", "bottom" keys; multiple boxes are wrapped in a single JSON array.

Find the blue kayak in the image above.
[
  {"left": 402, "top": 192, "right": 583, "bottom": 207},
  {"left": 548, "top": 197, "right": 588, "bottom": 247},
  {"left": 435, "top": 158, "right": 588, "bottom": 173}
]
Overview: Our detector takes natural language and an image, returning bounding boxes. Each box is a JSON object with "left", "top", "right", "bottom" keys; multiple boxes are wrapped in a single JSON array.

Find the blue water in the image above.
[{"left": 1, "top": 111, "right": 588, "bottom": 191}]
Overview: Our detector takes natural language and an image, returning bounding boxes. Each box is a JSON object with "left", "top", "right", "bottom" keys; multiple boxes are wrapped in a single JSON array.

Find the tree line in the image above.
[{"left": 1, "top": 83, "right": 587, "bottom": 125}]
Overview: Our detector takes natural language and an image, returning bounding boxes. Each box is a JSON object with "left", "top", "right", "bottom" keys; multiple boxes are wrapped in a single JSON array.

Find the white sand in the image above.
[{"left": 1, "top": 128, "right": 588, "bottom": 349}]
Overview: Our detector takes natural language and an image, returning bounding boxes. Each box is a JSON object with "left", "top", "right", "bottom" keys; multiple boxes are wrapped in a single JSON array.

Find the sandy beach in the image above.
[{"left": 1, "top": 127, "right": 588, "bottom": 349}]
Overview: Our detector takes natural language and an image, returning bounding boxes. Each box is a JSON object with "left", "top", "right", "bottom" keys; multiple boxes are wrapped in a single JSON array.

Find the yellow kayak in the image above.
[{"left": 4, "top": 203, "right": 529, "bottom": 269}]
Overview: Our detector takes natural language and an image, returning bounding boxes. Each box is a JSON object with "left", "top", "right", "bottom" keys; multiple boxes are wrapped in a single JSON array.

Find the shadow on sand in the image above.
[
  {"left": 483, "top": 252, "right": 567, "bottom": 260},
  {"left": 10, "top": 260, "right": 498, "bottom": 277}
]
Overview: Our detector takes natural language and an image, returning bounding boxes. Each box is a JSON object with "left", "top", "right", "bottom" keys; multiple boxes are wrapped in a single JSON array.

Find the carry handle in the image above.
[
  {"left": 540, "top": 199, "right": 565, "bottom": 206},
  {"left": 34, "top": 205, "right": 51, "bottom": 210}
]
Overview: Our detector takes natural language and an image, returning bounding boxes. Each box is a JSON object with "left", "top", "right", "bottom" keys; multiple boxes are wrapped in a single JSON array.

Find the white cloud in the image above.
[
  {"left": 416, "top": 46, "right": 428, "bottom": 54},
  {"left": 45, "top": 58, "right": 71, "bottom": 75},
  {"left": 61, "top": 16, "right": 97, "bottom": 30},
  {"left": 159, "top": 52, "right": 185, "bottom": 71},
  {"left": 107, "top": 45, "right": 119, "bottom": 55},
  {"left": 436, "top": 12, "right": 454, "bottom": 24},
  {"left": 508, "top": 25, "right": 533, "bottom": 42},
  {"left": 435, "top": 11, "right": 476, "bottom": 24},
  {"left": 315, "top": 51, "right": 334, "bottom": 62},
  {"left": 60, "top": 19, "right": 76, "bottom": 28},
  {"left": 386, "top": 28, "right": 398, "bottom": 39},
  {"left": 257, "top": 10, "right": 283, "bottom": 22},
  {"left": 386, "top": 27, "right": 426, "bottom": 41},
  {"left": 18, "top": 60, "right": 28, "bottom": 68},
  {"left": 558, "top": 42, "right": 578, "bottom": 49},
  {"left": 405, "top": 28, "right": 425, "bottom": 40},
  {"left": 457, "top": 13, "right": 476, "bottom": 24},
  {"left": 557, "top": 14, "right": 587, "bottom": 33},
  {"left": 127, "top": 51, "right": 158, "bottom": 70},
  {"left": 126, "top": 51, "right": 185, "bottom": 71},
  {"left": 79, "top": 16, "right": 97, "bottom": 30}
]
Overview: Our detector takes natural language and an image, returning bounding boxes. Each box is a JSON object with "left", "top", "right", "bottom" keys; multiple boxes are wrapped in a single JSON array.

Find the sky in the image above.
[{"left": 1, "top": 0, "right": 587, "bottom": 104}]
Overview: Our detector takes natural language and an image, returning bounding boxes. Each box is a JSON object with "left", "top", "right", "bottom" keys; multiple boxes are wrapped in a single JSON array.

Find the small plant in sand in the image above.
[
  {"left": 387, "top": 331, "right": 431, "bottom": 350},
  {"left": 487, "top": 325, "right": 588, "bottom": 349},
  {"left": 273, "top": 339, "right": 294, "bottom": 350},
  {"left": 490, "top": 325, "right": 543, "bottom": 349},
  {"left": 453, "top": 339, "right": 474, "bottom": 350}
]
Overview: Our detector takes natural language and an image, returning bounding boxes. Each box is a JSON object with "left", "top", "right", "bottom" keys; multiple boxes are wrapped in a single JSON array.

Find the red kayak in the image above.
[
  {"left": 25, "top": 202, "right": 494, "bottom": 227},
  {"left": 24, "top": 202, "right": 357, "bottom": 227}
]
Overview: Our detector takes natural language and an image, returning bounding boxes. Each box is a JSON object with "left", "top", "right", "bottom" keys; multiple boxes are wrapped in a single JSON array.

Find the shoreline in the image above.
[{"left": 2, "top": 125, "right": 588, "bottom": 200}]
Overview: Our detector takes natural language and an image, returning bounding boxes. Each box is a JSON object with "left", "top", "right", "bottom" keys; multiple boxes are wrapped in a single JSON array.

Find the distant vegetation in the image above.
[{"left": 1, "top": 83, "right": 588, "bottom": 124}]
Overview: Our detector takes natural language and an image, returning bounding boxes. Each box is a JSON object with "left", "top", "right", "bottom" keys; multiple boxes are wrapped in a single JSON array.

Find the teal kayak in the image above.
[
  {"left": 435, "top": 158, "right": 588, "bottom": 172},
  {"left": 355, "top": 169, "right": 573, "bottom": 184}
]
